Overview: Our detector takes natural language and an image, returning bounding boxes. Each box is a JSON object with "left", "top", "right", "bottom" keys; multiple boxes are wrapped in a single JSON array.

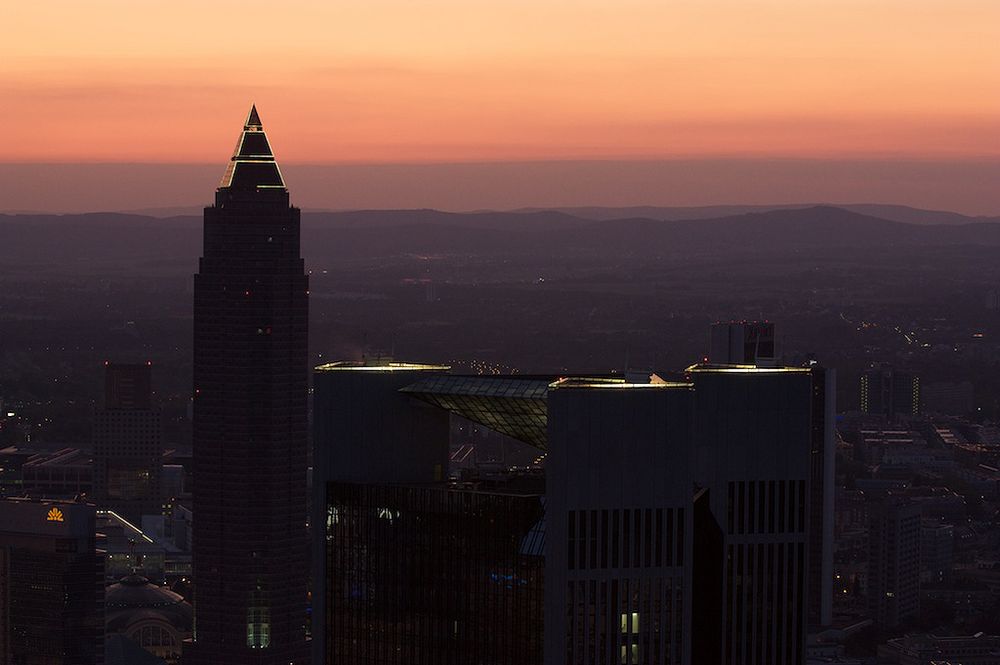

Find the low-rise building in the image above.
[{"left": 877, "top": 632, "right": 1000, "bottom": 665}]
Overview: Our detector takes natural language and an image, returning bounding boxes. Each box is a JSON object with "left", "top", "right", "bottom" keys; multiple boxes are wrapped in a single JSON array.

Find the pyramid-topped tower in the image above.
[
  {"left": 219, "top": 104, "right": 286, "bottom": 190},
  {"left": 187, "top": 106, "right": 309, "bottom": 665}
]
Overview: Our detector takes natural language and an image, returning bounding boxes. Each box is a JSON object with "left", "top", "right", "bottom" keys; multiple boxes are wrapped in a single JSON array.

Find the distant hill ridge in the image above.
[
  {"left": 14, "top": 201, "right": 996, "bottom": 226},
  {"left": 513, "top": 203, "right": 1000, "bottom": 225},
  {"left": 3, "top": 205, "right": 1000, "bottom": 272}
]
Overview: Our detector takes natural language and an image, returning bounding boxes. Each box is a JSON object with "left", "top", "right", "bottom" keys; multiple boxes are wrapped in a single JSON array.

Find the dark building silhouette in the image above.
[
  {"left": 19, "top": 447, "right": 93, "bottom": 497},
  {"left": 105, "top": 573, "right": 192, "bottom": 665},
  {"left": 185, "top": 106, "right": 309, "bottom": 665},
  {"left": 93, "top": 362, "right": 161, "bottom": 522},
  {"left": 709, "top": 321, "right": 777, "bottom": 366},
  {"left": 867, "top": 497, "right": 921, "bottom": 628},
  {"left": 0, "top": 497, "right": 104, "bottom": 665},
  {"left": 104, "top": 363, "right": 152, "bottom": 409},
  {"left": 313, "top": 360, "right": 832, "bottom": 665},
  {"left": 920, "top": 520, "right": 953, "bottom": 585},
  {"left": 547, "top": 367, "right": 821, "bottom": 665},
  {"left": 806, "top": 364, "right": 836, "bottom": 630},
  {"left": 312, "top": 362, "right": 545, "bottom": 665},
  {"left": 325, "top": 483, "right": 544, "bottom": 664},
  {"left": 711, "top": 319, "right": 836, "bottom": 631},
  {"left": 860, "top": 363, "right": 920, "bottom": 420}
]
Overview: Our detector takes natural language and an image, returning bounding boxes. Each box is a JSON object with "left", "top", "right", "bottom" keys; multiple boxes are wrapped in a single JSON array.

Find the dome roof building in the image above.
[{"left": 105, "top": 574, "right": 192, "bottom": 665}]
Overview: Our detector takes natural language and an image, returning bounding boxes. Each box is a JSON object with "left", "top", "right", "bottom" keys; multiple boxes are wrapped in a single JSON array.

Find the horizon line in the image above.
[
  {"left": 4, "top": 202, "right": 999, "bottom": 219},
  {"left": 4, "top": 154, "right": 1000, "bottom": 167}
]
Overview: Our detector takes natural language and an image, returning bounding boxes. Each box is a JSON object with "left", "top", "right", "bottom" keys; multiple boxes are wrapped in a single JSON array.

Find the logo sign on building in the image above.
[{"left": 46, "top": 507, "right": 65, "bottom": 522}]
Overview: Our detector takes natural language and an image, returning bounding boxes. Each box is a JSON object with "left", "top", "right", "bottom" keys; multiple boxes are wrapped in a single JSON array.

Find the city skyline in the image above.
[{"left": 4, "top": 2, "right": 1000, "bottom": 663}]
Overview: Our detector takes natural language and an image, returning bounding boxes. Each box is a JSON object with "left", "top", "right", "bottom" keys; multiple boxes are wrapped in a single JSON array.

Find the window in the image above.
[
  {"left": 247, "top": 589, "right": 270, "bottom": 648},
  {"left": 620, "top": 643, "right": 639, "bottom": 664}
]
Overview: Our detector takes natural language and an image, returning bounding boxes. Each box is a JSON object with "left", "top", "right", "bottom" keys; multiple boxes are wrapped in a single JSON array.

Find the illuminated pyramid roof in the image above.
[{"left": 219, "top": 104, "right": 286, "bottom": 190}]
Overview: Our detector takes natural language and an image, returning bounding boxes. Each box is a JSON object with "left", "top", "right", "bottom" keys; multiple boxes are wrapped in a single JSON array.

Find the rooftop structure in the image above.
[
  {"left": 402, "top": 374, "right": 554, "bottom": 450},
  {"left": 97, "top": 509, "right": 169, "bottom": 583},
  {"left": 218, "top": 105, "right": 285, "bottom": 190},
  {"left": 106, "top": 573, "right": 192, "bottom": 665},
  {"left": 709, "top": 320, "right": 777, "bottom": 366}
]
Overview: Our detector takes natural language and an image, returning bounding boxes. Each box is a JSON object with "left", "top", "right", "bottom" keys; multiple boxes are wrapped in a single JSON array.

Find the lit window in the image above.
[
  {"left": 247, "top": 589, "right": 271, "bottom": 648},
  {"left": 620, "top": 612, "right": 639, "bottom": 634},
  {"left": 620, "top": 643, "right": 639, "bottom": 664}
]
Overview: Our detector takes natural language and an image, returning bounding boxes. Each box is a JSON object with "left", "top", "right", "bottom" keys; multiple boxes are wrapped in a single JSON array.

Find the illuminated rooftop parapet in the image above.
[
  {"left": 315, "top": 360, "right": 451, "bottom": 372},
  {"left": 548, "top": 377, "right": 692, "bottom": 390},
  {"left": 684, "top": 363, "right": 813, "bottom": 374}
]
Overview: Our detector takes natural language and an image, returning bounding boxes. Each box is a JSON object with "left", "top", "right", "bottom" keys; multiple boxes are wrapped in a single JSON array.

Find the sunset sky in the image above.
[{"left": 3, "top": 0, "right": 999, "bottom": 211}]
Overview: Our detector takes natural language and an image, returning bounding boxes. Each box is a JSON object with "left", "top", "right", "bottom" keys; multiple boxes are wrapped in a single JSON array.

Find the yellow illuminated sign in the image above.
[{"left": 46, "top": 507, "right": 64, "bottom": 522}]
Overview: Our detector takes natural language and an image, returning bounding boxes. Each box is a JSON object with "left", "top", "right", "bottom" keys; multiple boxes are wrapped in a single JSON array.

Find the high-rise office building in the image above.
[
  {"left": 185, "top": 106, "right": 309, "bottom": 665},
  {"left": 545, "top": 377, "right": 702, "bottom": 665},
  {"left": 709, "top": 321, "right": 777, "bottom": 366},
  {"left": 867, "top": 497, "right": 921, "bottom": 628},
  {"left": 312, "top": 362, "right": 546, "bottom": 665},
  {"left": 313, "top": 358, "right": 830, "bottom": 665},
  {"left": 860, "top": 363, "right": 920, "bottom": 420},
  {"left": 93, "top": 362, "right": 161, "bottom": 523},
  {"left": 0, "top": 497, "right": 104, "bottom": 665},
  {"left": 712, "top": 319, "right": 835, "bottom": 630},
  {"left": 920, "top": 521, "right": 953, "bottom": 584},
  {"left": 547, "top": 367, "right": 820, "bottom": 665}
]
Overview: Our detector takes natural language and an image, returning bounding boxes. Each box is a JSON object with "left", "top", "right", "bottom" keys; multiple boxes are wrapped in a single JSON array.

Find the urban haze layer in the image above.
[{"left": 1, "top": 108, "right": 1000, "bottom": 665}]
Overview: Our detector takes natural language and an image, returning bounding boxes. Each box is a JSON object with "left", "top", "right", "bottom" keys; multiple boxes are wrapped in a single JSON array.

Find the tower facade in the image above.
[
  {"left": 867, "top": 498, "right": 921, "bottom": 628},
  {"left": 186, "top": 107, "right": 309, "bottom": 664},
  {"left": 312, "top": 362, "right": 545, "bottom": 665},
  {"left": 93, "top": 362, "right": 162, "bottom": 523},
  {"left": 546, "top": 366, "right": 819, "bottom": 665},
  {"left": 860, "top": 363, "right": 920, "bottom": 420},
  {"left": 0, "top": 498, "right": 104, "bottom": 665}
]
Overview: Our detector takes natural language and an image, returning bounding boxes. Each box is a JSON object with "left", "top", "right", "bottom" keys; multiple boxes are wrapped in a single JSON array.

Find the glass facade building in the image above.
[
  {"left": 324, "top": 482, "right": 544, "bottom": 664},
  {"left": 313, "top": 362, "right": 551, "bottom": 665},
  {"left": 0, "top": 498, "right": 104, "bottom": 665}
]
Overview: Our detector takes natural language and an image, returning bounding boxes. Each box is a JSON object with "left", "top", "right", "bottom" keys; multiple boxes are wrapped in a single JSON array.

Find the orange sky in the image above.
[{"left": 4, "top": 0, "right": 999, "bottom": 164}]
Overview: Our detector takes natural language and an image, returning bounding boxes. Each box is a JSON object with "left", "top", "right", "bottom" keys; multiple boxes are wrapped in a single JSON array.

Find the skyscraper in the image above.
[
  {"left": 312, "top": 362, "right": 546, "bottom": 665},
  {"left": 547, "top": 366, "right": 820, "bottom": 665},
  {"left": 185, "top": 106, "right": 309, "bottom": 665},
  {"left": 93, "top": 362, "right": 162, "bottom": 523},
  {"left": 312, "top": 359, "right": 829, "bottom": 665},
  {"left": 0, "top": 497, "right": 104, "bottom": 665}
]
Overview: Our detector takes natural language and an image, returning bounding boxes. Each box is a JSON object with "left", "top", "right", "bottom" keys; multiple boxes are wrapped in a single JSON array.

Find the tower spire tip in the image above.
[{"left": 246, "top": 104, "right": 262, "bottom": 129}]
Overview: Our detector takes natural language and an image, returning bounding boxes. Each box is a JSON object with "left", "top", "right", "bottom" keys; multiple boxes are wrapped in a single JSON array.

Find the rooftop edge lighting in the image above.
[{"left": 315, "top": 361, "right": 451, "bottom": 372}]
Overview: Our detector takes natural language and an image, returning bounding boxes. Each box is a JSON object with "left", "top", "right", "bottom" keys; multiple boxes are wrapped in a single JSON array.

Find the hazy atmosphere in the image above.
[{"left": 4, "top": 2, "right": 1000, "bottom": 665}]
